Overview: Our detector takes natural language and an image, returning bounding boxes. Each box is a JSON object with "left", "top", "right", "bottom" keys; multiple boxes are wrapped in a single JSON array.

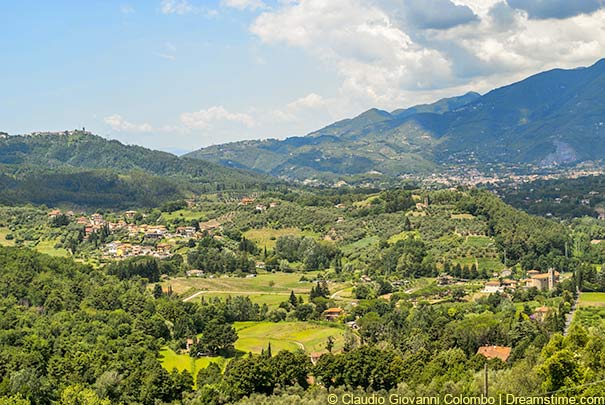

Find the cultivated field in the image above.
[
  {"left": 464, "top": 235, "right": 494, "bottom": 248},
  {"left": 235, "top": 321, "right": 345, "bottom": 354},
  {"left": 159, "top": 321, "right": 346, "bottom": 377},
  {"left": 0, "top": 228, "right": 15, "bottom": 246},
  {"left": 388, "top": 230, "right": 420, "bottom": 244},
  {"left": 193, "top": 292, "right": 289, "bottom": 308},
  {"left": 160, "top": 209, "right": 208, "bottom": 222},
  {"left": 451, "top": 213, "right": 475, "bottom": 220},
  {"left": 341, "top": 236, "right": 379, "bottom": 255},
  {"left": 159, "top": 347, "right": 225, "bottom": 384},
  {"left": 579, "top": 292, "right": 605, "bottom": 307},
  {"left": 34, "top": 239, "right": 69, "bottom": 257},
  {"left": 162, "top": 271, "right": 353, "bottom": 308},
  {"left": 165, "top": 271, "right": 317, "bottom": 295},
  {"left": 572, "top": 292, "right": 605, "bottom": 329},
  {"left": 0, "top": 230, "right": 69, "bottom": 257},
  {"left": 453, "top": 257, "right": 505, "bottom": 272},
  {"left": 243, "top": 227, "right": 319, "bottom": 250}
]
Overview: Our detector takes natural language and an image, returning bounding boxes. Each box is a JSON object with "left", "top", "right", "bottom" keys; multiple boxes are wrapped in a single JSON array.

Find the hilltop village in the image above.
[{"left": 43, "top": 197, "right": 284, "bottom": 260}]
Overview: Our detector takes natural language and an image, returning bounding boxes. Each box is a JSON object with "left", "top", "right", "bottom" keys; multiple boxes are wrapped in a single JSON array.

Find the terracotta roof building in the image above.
[
  {"left": 323, "top": 307, "right": 344, "bottom": 321},
  {"left": 477, "top": 345, "right": 512, "bottom": 362},
  {"left": 525, "top": 268, "right": 559, "bottom": 291},
  {"left": 532, "top": 306, "right": 552, "bottom": 322},
  {"left": 482, "top": 281, "right": 503, "bottom": 293}
]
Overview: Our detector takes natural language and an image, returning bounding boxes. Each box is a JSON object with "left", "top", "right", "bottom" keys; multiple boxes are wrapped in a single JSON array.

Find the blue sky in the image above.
[{"left": 2, "top": 0, "right": 605, "bottom": 154}]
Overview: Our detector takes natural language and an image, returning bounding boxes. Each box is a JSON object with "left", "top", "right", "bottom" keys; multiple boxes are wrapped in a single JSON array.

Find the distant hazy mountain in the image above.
[{"left": 185, "top": 59, "right": 605, "bottom": 180}]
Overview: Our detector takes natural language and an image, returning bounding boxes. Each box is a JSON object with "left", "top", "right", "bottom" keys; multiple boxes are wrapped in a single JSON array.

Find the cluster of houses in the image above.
[
  {"left": 103, "top": 241, "right": 173, "bottom": 259},
  {"left": 49, "top": 209, "right": 205, "bottom": 239},
  {"left": 48, "top": 209, "right": 221, "bottom": 259},
  {"left": 481, "top": 268, "right": 559, "bottom": 294},
  {"left": 48, "top": 209, "right": 75, "bottom": 218},
  {"left": 239, "top": 197, "right": 279, "bottom": 212}
]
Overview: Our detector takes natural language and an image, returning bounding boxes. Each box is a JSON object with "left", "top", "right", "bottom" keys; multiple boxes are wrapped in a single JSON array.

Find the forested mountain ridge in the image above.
[
  {"left": 186, "top": 59, "right": 605, "bottom": 181},
  {"left": 0, "top": 131, "right": 268, "bottom": 183},
  {"left": 0, "top": 131, "right": 277, "bottom": 208}
]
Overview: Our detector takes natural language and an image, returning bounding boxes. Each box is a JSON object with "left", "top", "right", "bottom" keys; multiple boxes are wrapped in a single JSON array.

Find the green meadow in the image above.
[
  {"left": 34, "top": 239, "right": 70, "bottom": 257},
  {"left": 160, "top": 209, "right": 207, "bottom": 222},
  {"left": 579, "top": 292, "right": 605, "bottom": 307},
  {"left": 159, "top": 321, "right": 346, "bottom": 378},
  {"left": 159, "top": 347, "right": 225, "bottom": 385},
  {"left": 234, "top": 321, "right": 345, "bottom": 354},
  {"left": 163, "top": 271, "right": 352, "bottom": 304},
  {"left": 243, "top": 227, "right": 320, "bottom": 251},
  {"left": 0, "top": 228, "right": 15, "bottom": 246}
]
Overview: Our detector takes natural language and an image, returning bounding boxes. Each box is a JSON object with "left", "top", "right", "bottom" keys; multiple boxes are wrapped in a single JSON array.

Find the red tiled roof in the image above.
[{"left": 477, "top": 345, "right": 511, "bottom": 362}]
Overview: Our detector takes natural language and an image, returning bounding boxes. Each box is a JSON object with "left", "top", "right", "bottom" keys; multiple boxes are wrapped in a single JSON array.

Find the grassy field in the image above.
[
  {"left": 160, "top": 209, "right": 207, "bottom": 222},
  {"left": 464, "top": 235, "right": 494, "bottom": 248},
  {"left": 234, "top": 321, "right": 345, "bottom": 354},
  {"left": 572, "top": 293, "right": 605, "bottom": 329},
  {"left": 579, "top": 292, "right": 605, "bottom": 307},
  {"left": 331, "top": 286, "right": 355, "bottom": 299},
  {"left": 164, "top": 272, "right": 317, "bottom": 296},
  {"left": 0, "top": 228, "right": 15, "bottom": 246},
  {"left": 244, "top": 227, "right": 319, "bottom": 251},
  {"left": 454, "top": 257, "right": 504, "bottom": 272},
  {"left": 353, "top": 195, "right": 380, "bottom": 208},
  {"left": 388, "top": 230, "right": 420, "bottom": 244},
  {"left": 195, "top": 292, "right": 290, "bottom": 308},
  {"left": 159, "top": 347, "right": 225, "bottom": 383},
  {"left": 341, "top": 236, "right": 379, "bottom": 255},
  {"left": 163, "top": 271, "right": 352, "bottom": 307},
  {"left": 159, "top": 321, "right": 346, "bottom": 378},
  {"left": 34, "top": 239, "right": 69, "bottom": 257},
  {"left": 451, "top": 213, "right": 475, "bottom": 220}
]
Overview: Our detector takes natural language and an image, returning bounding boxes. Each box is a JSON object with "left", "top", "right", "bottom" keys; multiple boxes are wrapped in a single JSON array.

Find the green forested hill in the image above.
[
  {"left": 0, "top": 166, "right": 192, "bottom": 209},
  {"left": 186, "top": 59, "right": 605, "bottom": 180},
  {"left": 437, "top": 58, "right": 605, "bottom": 164},
  {"left": 0, "top": 132, "right": 277, "bottom": 208},
  {"left": 0, "top": 131, "right": 269, "bottom": 184}
]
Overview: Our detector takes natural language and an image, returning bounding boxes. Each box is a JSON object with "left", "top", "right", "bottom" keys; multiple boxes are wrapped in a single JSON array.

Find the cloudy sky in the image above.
[{"left": 2, "top": 0, "right": 605, "bottom": 154}]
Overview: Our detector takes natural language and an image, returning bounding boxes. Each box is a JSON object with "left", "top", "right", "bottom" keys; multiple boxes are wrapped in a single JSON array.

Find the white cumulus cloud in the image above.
[
  {"left": 104, "top": 115, "right": 154, "bottom": 133},
  {"left": 180, "top": 106, "right": 256, "bottom": 129},
  {"left": 251, "top": 0, "right": 454, "bottom": 108},
  {"left": 222, "top": 0, "right": 266, "bottom": 11},
  {"left": 250, "top": 0, "right": 605, "bottom": 112}
]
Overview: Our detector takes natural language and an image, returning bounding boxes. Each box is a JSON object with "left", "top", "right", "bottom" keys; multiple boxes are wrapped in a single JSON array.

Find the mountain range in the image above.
[
  {"left": 185, "top": 59, "right": 605, "bottom": 181},
  {"left": 1, "top": 58, "right": 604, "bottom": 200}
]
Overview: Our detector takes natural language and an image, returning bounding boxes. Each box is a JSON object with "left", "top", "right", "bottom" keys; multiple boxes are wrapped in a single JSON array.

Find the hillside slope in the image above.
[
  {"left": 0, "top": 131, "right": 270, "bottom": 184},
  {"left": 0, "top": 131, "right": 276, "bottom": 208}
]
